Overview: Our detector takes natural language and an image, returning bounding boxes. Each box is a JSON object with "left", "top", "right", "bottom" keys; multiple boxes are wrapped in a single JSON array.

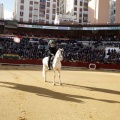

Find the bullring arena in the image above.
[{"left": 0, "top": 65, "right": 120, "bottom": 120}]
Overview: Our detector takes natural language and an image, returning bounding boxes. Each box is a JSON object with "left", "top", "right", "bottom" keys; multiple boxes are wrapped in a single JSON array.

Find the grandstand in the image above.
[{"left": 0, "top": 19, "right": 120, "bottom": 70}]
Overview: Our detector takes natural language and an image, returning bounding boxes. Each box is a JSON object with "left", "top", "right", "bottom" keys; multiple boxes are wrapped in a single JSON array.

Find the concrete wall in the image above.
[
  {"left": 88, "top": 0, "right": 109, "bottom": 24},
  {"left": 88, "top": 0, "right": 96, "bottom": 23},
  {"left": 115, "top": 0, "right": 120, "bottom": 23},
  {"left": 98, "top": 0, "right": 109, "bottom": 24}
]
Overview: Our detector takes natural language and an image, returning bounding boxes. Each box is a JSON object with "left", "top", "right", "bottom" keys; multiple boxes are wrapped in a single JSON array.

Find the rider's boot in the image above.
[{"left": 48, "top": 61, "right": 51, "bottom": 70}]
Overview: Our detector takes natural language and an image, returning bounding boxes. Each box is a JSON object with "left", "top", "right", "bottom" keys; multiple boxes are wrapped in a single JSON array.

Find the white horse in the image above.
[{"left": 42, "top": 48, "right": 64, "bottom": 85}]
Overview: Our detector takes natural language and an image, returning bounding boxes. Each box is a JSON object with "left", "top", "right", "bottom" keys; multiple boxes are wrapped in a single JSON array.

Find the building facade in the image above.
[
  {"left": 88, "top": 0, "right": 110, "bottom": 24},
  {"left": 109, "top": 0, "right": 120, "bottom": 23},
  {"left": 14, "top": 0, "right": 89, "bottom": 24},
  {"left": 109, "top": 0, "right": 116, "bottom": 23},
  {"left": 0, "top": 3, "right": 4, "bottom": 19},
  {"left": 14, "top": 0, "right": 57, "bottom": 24},
  {"left": 88, "top": 0, "right": 120, "bottom": 24},
  {"left": 58, "top": 0, "right": 89, "bottom": 24},
  {"left": 115, "top": 0, "right": 120, "bottom": 23},
  {"left": 55, "top": 0, "right": 77, "bottom": 24}
]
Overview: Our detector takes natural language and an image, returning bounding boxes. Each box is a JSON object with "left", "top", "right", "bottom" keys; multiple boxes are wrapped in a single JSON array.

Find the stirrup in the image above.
[{"left": 48, "top": 68, "right": 51, "bottom": 70}]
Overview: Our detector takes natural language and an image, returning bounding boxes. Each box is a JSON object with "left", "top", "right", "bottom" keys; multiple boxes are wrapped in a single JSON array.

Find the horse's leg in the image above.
[
  {"left": 53, "top": 70, "right": 56, "bottom": 85},
  {"left": 58, "top": 70, "right": 62, "bottom": 85},
  {"left": 43, "top": 65, "right": 47, "bottom": 82}
]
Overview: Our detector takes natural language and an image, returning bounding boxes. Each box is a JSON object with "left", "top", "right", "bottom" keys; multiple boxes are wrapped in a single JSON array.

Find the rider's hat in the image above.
[{"left": 49, "top": 40, "right": 55, "bottom": 44}]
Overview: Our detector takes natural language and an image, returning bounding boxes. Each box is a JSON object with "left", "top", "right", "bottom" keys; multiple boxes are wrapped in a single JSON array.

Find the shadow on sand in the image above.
[
  {"left": 62, "top": 83, "right": 120, "bottom": 95},
  {"left": 0, "top": 81, "right": 120, "bottom": 104}
]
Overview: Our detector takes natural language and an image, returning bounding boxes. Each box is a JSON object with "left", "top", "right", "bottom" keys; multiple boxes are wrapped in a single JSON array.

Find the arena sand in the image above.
[{"left": 0, "top": 65, "right": 120, "bottom": 120}]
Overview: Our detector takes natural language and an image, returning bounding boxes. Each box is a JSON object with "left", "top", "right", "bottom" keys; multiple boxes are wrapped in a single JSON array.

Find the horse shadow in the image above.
[
  {"left": 62, "top": 83, "right": 120, "bottom": 95},
  {"left": 0, "top": 81, "right": 83, "bottom": 103},
  {"left": 0, "top": 81, "right": 120, "bottom": 104}
]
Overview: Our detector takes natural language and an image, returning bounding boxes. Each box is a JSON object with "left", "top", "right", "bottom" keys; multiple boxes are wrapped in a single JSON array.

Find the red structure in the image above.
[{"left": 0, "top": 59, "right": 120, "bottom": 70}]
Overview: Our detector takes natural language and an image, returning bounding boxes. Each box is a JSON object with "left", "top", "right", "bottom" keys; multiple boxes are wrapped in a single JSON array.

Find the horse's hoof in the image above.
[
  {"left": 60, "top": 83, "right": 62, "bottom": 86},
  {"left": 53, "top": 83, "right": 55, "bottom": 86}
]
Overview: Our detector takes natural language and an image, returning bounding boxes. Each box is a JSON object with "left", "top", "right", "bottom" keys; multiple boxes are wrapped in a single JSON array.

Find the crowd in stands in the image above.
[{"left": 0, "top": 36, "right": 120, "bottom": 64}]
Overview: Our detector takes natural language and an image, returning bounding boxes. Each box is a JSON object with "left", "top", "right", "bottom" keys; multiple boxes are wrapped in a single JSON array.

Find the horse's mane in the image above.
[
  {"left": 54, "top": 48, "right": 63, "bottom": 58},
  {"left": 54, "top": 49, "right": 60, "bottom": 57}
]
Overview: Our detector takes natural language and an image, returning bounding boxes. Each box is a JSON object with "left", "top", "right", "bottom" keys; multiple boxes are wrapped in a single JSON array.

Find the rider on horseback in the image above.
[{"left": 48, "top": 40, "right": 57, "bottom": 70}]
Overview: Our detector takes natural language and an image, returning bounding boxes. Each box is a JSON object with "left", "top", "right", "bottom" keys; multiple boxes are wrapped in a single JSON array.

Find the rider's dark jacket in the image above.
[{"left": 48, "top": 46, "right": 57, "bottom": 56}]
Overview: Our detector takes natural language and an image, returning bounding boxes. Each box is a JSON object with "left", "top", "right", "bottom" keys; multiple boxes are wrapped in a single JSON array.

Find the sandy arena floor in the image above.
[{"left": 0, "top": 65, "right": 120, "bottom": 120}]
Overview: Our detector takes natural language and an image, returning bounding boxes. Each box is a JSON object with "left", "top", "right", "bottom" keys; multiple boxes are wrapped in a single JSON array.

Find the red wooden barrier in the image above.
[{"left": 0, "top": 59, "right": 120, "bottom": 70}]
